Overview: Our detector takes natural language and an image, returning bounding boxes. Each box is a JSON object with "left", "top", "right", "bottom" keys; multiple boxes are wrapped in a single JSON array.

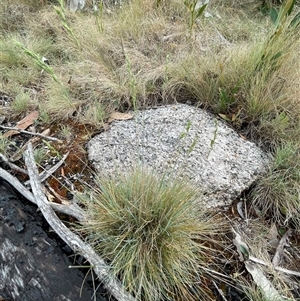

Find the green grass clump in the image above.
[
  {"left": 77, "top": 168, "right": 223, "bottom": 301},
  {"left": 0, "top": 134, "right": 11, "bottom": 156},
  {"left": 251, "top": 142, "right": 300, "bottom": 226},
  {"left": 11, "top": 91, "right": 31, "bottom": 113}
]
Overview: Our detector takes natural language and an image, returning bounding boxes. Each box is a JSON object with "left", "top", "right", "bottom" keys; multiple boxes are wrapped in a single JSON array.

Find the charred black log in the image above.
[{"left": 0, "top": 179, "right": 105, "bottom": 301}]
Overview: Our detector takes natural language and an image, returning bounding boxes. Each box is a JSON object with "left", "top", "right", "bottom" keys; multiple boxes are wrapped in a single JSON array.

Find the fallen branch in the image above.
[
  {"left": 0, "top": 125, "right": 63, "bottom": 142},
  {"left": 0, "top": 153, "right": 28, "bottom": 175},
  {"left": 24, "top": 152, "right": 69, "bottom": 186},
  {"left": 0, "top": 167, "right": 85, "bottom": 221},
  {"left": 24, "top": 142, "right": 137, "bottom": 301}
]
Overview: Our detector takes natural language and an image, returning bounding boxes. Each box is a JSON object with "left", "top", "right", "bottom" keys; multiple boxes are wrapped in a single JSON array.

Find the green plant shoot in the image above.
[
  {"left": 54, "top": 0, "right": 80, "bottom": 47},
  {"left": 14, "top": 41, "right": 61, "bottom": 84},
  {"left": 184, "top": 0, "right": 209, "bottom": 31}
]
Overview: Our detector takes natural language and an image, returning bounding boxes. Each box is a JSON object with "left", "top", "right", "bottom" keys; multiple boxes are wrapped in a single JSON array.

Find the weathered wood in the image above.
[
  {"left": 0, "top": 153, "right": 28, "bottom": 175},
  {"left": 24, "top": 143, "right": 136, "bottom": 301},
  {"left": 0, "top": 124, "right": 63, "bottom": 142},
  {"left": 0, "top": 167, "right": 85, "bottom": 221},
  {"left": 24, "top": 151, "right": 70, "bottom": 186}
]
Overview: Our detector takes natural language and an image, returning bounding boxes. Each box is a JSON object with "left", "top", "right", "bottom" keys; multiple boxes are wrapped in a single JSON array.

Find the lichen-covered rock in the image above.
[{"left": 88, "top": 104, "right": 271, "bottom": 207}]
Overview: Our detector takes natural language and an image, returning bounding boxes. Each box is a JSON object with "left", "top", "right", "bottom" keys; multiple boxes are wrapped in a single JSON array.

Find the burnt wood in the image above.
[{"left": 0, "top": 179, "right": 105, "bottom": 301}]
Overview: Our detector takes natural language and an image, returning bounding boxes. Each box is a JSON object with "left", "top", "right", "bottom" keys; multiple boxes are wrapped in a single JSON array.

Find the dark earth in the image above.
[{"left": 0, "top": 179, "right": 109, "bottom": 301}]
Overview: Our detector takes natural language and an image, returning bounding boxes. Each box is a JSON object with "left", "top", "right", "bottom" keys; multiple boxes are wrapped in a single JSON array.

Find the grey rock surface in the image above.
[{"left": 87, "top": 104, "right": 271, "bottom": 207}]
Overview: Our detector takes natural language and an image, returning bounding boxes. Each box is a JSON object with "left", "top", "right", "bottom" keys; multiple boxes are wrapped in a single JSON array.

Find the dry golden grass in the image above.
[{"left": 1, "top": 0, "right": 299, "bottom": 214}]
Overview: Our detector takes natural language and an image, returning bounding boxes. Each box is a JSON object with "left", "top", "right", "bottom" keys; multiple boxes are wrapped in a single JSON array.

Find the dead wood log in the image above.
[
  {"left": 0, "top": 167, "right": 85, "bottom": 221},
  {"left": 0, "top": 179, "right": 103, "bottom": 300},
  {"left": 24, "top": 142, "right": 137, "bottom": 301}
]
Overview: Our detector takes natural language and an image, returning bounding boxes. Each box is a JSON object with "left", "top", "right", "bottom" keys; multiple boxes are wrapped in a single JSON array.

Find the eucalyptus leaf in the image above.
[{"left": 232, "top": 229, "right": 250, "bottom": 262}]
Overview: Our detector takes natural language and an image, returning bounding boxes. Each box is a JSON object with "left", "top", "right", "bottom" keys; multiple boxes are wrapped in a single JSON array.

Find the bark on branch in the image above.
[
  {"left": 24, "top": 142, "right": 136, "bottom": 301},
  {"left": 0, "top": 167, "right": 85, "bottom": 221}
]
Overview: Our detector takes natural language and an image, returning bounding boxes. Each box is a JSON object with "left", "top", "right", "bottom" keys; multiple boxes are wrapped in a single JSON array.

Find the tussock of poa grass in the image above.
[
  {"left": 251, "top": 142, "right": 300, "bottom": 226},
  {"left": 77, "top": 168, "right": 225, "bottom": 301}
]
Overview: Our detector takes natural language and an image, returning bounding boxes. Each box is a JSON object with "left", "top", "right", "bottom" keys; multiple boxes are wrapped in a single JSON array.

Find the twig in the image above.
[
  {"left": 212, "top": 280, "right": 228, "bottom": 301},
  {"left": 249, "top": 256, "right": 300, "bottom": 277},
  {"left": 45, "top": 183, "right": 71, "bottom": 204},
  {"left": 0, "top": 153, "right": 28, "bottom": 175},
  {"left": 24, "top": 152, "right": 69, "bottom": 186},
  {"left": 0, "top": 166, "right": 85, "bottom": 221},
  {"left": 9, "top": 129, "right": 50, "bottom": 162},
  {"left": 249, "top": 253, "right": 300, "bottom": 277},
  {"left": 275, "top": 266, "right": 300, "bottom": 277},
  {"left": 24, "top": 142, "right": 137, "bottom": 301},
  {"left": 0, "top": 125, "right": 63, "bottom": 142}
]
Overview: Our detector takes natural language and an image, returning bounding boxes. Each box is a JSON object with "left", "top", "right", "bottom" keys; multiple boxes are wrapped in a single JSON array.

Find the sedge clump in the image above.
[{"left": 77, "top": 168, "right": 223, "bottom": 301}]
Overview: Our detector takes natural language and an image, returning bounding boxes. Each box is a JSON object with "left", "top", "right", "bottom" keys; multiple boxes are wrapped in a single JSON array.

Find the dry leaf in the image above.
[
  {"left": 272, "top": 229, "right": 292, "bottom": 267},
  {"left": 218, "top": 113, "right": 231, "bottom": 122},
  {"left": 236, "top": 201, "right": 245, "bottom": 219},
  {"left": 108, "top": 112, "right": 133, "bottom": 123},
  {"left": 245, "top": 261, "right": 283, "bottom": 301},
  {"left": 268, "top": 223, "right": 279, "bottom": 249},
  {"left": 3, "top": 111, "right": 39, "bottom": 137},
  {"left": 232, "top": 229, "right": 250, "bottom": 261},
  {"left": 233, "top": 229, "right": 283, "bottom": 300},
  {"left": 14, "top": 110, "right": 39, "bottom": 128}
]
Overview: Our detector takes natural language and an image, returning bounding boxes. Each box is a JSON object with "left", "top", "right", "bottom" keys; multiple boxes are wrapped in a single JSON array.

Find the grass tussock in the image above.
[
  {"left": 251, "top": 142, "right": 300, "bottom": 226},
  {"left": 77, "top": 168, "right": 225, "bottom": 301}
]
